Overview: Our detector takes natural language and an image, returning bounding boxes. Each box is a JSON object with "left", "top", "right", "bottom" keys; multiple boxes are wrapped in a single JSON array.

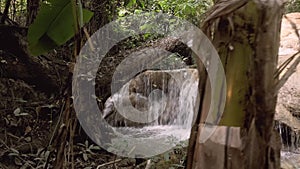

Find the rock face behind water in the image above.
[
  {"left": 102, "top": 68, "right": 198, "bottom": 127},
  {"left": 275, "top": 12, "right": 300, "bottom": 152}
]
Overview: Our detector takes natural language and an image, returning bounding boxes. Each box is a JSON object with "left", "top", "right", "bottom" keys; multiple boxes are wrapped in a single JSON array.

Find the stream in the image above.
[{"left": 104, "top": 68, "right": 300, "bottom": 167}]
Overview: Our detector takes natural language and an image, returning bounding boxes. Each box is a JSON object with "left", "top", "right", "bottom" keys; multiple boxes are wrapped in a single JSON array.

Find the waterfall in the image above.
[
  {"left": 106, "top": 69, "right": 198, "bottom": 128},
  {"left": 176, "top": 70, "right": 199, "bottom": 128},
  {"left": 158, "top": 69, "right": 199, "bottom": 128},
  {"left": 102, "top": 68, "right": 199, "bottom": 157}
]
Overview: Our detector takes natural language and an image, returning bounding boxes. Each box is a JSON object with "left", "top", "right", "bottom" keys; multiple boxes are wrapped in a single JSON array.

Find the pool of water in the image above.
[{"left": 108, "top": 125, "right": 190, "bottom": 158}]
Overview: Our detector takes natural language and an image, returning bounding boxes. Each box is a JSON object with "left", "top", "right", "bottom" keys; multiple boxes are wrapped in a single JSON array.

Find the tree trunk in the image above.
[{"left": 187, "top": 1, "right": 284, "bottom": 168}]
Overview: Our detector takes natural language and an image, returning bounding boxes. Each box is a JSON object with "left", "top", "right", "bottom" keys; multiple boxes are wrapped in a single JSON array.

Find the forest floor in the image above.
[
  {"left": 0, "top": 69, "right": 188, "bottom": 169},
  {"left": 0, "top": 38, "right": 189, "bottom": 169}
]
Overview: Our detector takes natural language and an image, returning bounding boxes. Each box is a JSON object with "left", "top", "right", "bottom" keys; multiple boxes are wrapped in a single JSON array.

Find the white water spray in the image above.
[{"left": 103, "top": 69, "right": 199, "bottom": 157}]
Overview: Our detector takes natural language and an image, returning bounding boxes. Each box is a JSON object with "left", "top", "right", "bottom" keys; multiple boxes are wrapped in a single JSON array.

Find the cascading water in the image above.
[
  {"left": 103, "top": 68, "right": 198, "bottom": 157},
  {"left": 275, "top": 120, "right": 300, "bottom": 168},
  {"left": 154, "top": 69, "right": 199, "bottom": 127},
  {"left": 275, "top": 121, "right": 300, "bottom": 168},
  {"left": 176, "top": 70, "right": 199, "bottom": 127}
]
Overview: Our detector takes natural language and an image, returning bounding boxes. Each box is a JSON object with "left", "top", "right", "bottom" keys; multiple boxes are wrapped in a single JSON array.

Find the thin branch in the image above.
[
  {"left": 275, "top": 13, "right": 300, "bottom": 90},
  {"left": 144, "top": 159, "right": 152, "bottom": 169},
  {"left": 0, "top": 12, "right": 18, "bottom": 25},
  {"left": 275, "top": 51, "right": 299, "bottom": 78},
  {"left": 83, "top": 27, "right": 95, "bottom": 51},
  {"left": 275, "top": 52, "right": 300, "bottom": 91},
  {"left": 1, "top": 0, "right": 12, "bottom": 24},
  {"left": 96, "top": 159, "right": 122, "bottom": 169},
  {"left": 202, "top": 0, "right": 248, "bottom": 30},
  {"left": 284, "top": 14, "right": 300, "bottom": 43}
]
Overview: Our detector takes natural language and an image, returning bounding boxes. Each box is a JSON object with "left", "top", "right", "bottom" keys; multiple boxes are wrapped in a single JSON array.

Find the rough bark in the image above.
[
  {"left": 188, "top": 1, "right": 284, "bottom": 168},
  {"left": 243, "top": 1, "right": 283, "bottom": 168}
]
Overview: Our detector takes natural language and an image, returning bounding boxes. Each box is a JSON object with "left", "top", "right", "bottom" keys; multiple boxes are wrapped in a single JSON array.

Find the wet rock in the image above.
[{"left": 275, "top": 120, "right": 300, "bottom": 150}]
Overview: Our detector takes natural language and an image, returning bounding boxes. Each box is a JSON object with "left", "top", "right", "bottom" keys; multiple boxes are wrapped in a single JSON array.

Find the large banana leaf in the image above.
[{"left": 28, "top": 0, "right": 93, "bottom": 56}]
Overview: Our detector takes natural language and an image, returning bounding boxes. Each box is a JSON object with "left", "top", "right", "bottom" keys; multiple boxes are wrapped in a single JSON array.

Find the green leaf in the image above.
[
  {"left": 134, "top": 9, "right": 143, "bottom": 14},
  {"left": 90, "top": 145, "right": 101, "bottom": 151},
  {"left": 47, "top": 5, "right": 93, "bottom": 45},
  {"left": 126, "top": 0, "right": 136, "bottom": 8},
  {"left": 136, "top": 0, "right": 145, "bottom": 8},
  {"left": 28, "top": 0, "right": 93, "bottom": 56}
]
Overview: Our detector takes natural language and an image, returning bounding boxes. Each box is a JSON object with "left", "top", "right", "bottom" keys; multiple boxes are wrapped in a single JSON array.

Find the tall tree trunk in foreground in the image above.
[{"left": 187, "top": 1, "right": 284, "bottom": 168}]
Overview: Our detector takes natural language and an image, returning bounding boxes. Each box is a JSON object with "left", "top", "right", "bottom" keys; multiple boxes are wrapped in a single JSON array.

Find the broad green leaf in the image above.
[
  {"left": 28, "top": 0, "right": 93, "bottom": 56},
  {"left": 47, "top": 5, "right": 93, "bottom": 45}
]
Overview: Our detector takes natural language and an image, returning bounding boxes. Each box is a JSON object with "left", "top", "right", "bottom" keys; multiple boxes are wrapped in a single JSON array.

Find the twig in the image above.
[
  {"left": 134, "top": 160, "right": 148, "bottom": 169},
  {"left": 44, "top": 100, "right": 65, "bottom": 169},
  {"left": 1, "top": 0, "right": 12, "bottom": 24},
  {"left": 48, "top": 100, "right": 65, "bottom": 147},
  {"left": 274, "top": 12, "right": 300, "bottom": 90},
  {"left": 69, "top": 115, "right": 77, "bottom": 169},
  {"left": 275, "top": 51, "right": 299, "bottom": 78},
  {"left": 275, "top": 51, "right": 300, "bottom": 91},
  {"left": 284, "top": 14, "right": 300, "bottom": 43},
  {"left": 144, "top": 159, "right": 152, "bottom": 169},
  {"left": 0, "top": 138, "right": 10, "bottom": 150},
  {"left": 7, "top": 133, "right": 20, "bottom": 140},
  {"left": 0, "top": 163, "right": 9, "bottom": 169},
  {"left": 96, "top": 159, "right": 122, "bottom": 169},
  {"left": 83, "top": 27, "right": 95, "bottom": 51}
]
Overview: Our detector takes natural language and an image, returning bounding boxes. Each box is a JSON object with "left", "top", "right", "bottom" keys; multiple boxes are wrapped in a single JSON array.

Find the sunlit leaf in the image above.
[{"left": 126, "top": 0, "right": 136, "bottom": 8}]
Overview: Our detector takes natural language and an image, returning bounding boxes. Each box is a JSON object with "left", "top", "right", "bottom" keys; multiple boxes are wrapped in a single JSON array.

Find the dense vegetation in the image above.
[
  {"left": 0, "top": 0, "right": 213, "bottom": 168},
  {"left": 0, "top": 0, "right": 299, "bottom": 168}
]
